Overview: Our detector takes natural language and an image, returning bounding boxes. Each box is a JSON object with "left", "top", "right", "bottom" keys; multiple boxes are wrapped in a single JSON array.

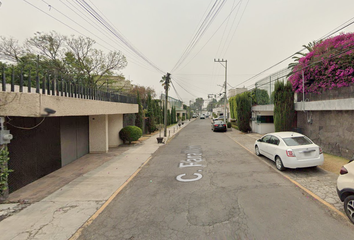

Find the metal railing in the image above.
[{"left": 1, "top": 67, "right": 137, "bottom": 104}]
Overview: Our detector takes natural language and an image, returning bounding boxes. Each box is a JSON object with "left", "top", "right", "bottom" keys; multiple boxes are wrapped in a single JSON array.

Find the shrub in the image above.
[
  {"left": 236, "top": 92, "right": 252, "bottom": 132},
  {"left": 289, "top": 33, "right": 354, "bottom": 94},
  {"left": 274, "top": 81, "right": 295, "bottom": 131},
  {"left": 119, "top": 126, "right": 142, "bottom": 144},
  {"left": 227, "top": 122, "right": 231, "bottom": 128},
  {"left": 251, "top": 88, "right": 269, "bottom": 105}
]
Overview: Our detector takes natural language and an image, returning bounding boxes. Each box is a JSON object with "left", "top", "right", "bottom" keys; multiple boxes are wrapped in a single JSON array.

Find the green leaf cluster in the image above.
[
  {"left": 0, "top": 147, "right": 13, "bottom": 195},
  {"left": 273, "top": 81, "right": 295, "bottom": 132},
  {"left": 250, "top": 88, "right": 270, "bottom": 105},
  {"left": 229, "top": 96, "right": 237, "bottom": 119},
  {"left": 119, "top": 126, "right": 143, "bottom": 144},
  {"left": 236, "top": 92, "right": 252, "bottom": 132}
]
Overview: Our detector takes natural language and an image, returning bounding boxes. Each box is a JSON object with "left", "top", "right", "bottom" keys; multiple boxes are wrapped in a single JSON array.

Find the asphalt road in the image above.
[{"left": 78, "top": 119, "right": 354, "bottom": 240}]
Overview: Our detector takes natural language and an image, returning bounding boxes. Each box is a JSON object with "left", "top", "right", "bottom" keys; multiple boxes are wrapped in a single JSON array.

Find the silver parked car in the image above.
[
  {"left": 337, "top": 159, "right": 354, "bottom": 224},
  {"left": 254, "top": 132, "right": 324, "bottom": 171}
]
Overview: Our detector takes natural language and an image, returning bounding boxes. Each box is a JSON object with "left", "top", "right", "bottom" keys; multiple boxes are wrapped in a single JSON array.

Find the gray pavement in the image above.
[
  {"left": 225, "top": 129, "right": 344, "bottom": 213},
  {"left": 0, "top": 119, "right": 349, "bottom": 239}
]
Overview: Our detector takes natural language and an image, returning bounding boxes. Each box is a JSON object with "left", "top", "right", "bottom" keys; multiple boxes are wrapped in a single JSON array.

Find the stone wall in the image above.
[
  {"left": 297, "top": 110, "right": 354, "bottom": 159},
  {"left": 297, "top": 84, "right": 354, "bottom": 102}
]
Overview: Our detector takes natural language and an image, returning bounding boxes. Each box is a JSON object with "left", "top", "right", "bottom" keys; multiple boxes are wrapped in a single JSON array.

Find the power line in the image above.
[
  {"left": 172, "top": 77, "right": 199, "bottom": 98},
  {"left": 75, "top": 0, "right": 165, "bottom": 74},
  {"left": 171, "top": 0, "right": 226, "bottom": 73},
  {"left": 173, "top": 1, "right": 243, "bottom": 74},
  {"left": 234, "top": 16, "right": 354, "bottom": 88}
]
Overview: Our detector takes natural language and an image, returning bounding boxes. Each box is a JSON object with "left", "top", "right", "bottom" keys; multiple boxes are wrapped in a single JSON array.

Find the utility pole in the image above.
[
  {"left": 164, "top": 73, "right": 171, "bottom": 137},
  {"left": 214, "top": 59, "right": 228, "bottom": 122}
]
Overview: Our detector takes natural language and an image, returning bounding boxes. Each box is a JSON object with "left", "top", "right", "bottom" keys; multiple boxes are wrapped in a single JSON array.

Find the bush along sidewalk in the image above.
[
  {"left": 119, "top": 126, "right": 143, "bottom": 144},
  {"left": 0, "top": 146, "right": 12, "bottom": 202}
]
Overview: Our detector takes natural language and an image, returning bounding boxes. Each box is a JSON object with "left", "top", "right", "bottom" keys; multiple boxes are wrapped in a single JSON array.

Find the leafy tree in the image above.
[
  {"left": 146, "top": 92, "right": 156, "bottom": 133},
  {"left": 250, "top": 88, "right": 269, "bottom": 105},
  {"left": 228, "top": 96, "right": 237, "bottom": 119},
  {"left": 236, "top": 92, "right": 252, "bottom": 132},
  {"left": 167, "top": 109, "right": 171, "bottom": 125},
  {"left": 0, "top": 36, "right": 26, "bottom": 63},
  {"left": 207, "top": 98, "right": 217, "bottom": 112},
  {"left": 288, "top": 33, "right": 354, "bottom": 93},
  {"left": 0, "top": 32, "right": 128, "bottom": 88},
  {"left": 274, "top": 81, "right": 295, "bottom": 132},
  {"left": 65, "top": 35, "right": 127, "bottom": 87},
  {"left": 135, "top": 92, "right": 144, "bottom": 129},
  {"left": 128, "top": 85, "right": 156, "bottom": 108},
  {"left": 195, "top": 97, "right": 204, "bottom": 111}
]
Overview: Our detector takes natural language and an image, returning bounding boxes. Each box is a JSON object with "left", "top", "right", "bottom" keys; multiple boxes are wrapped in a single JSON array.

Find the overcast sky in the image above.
[{"left": 2, "top": 0, "right": 354, "bottom": 104}]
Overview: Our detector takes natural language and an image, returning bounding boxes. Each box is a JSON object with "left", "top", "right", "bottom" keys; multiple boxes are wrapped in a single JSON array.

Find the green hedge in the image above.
[
  {"left": 274, "top": 81, "right": 295, "bottom": 131},
  {"left": 119, "top": 126, "right": 143, "bottom": 144},
  {"left": 236, "top": 92, "right": 252, "bottom": 132}
]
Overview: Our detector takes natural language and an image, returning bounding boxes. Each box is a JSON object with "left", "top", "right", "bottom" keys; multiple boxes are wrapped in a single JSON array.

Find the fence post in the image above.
[
  {"left": 2, "top": 67, "right": 6, "bottom": 92},
  {"left": 28, "top": 69, "right": 31, "bottom": 93}
]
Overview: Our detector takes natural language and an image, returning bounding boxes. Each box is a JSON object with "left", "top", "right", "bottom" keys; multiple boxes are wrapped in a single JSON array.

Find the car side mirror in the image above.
[{"left": 257, "top": 139, "right": 261, "bottom": 142}]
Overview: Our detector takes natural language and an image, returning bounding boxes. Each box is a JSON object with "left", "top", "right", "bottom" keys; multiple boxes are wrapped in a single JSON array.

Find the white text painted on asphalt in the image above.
[{"left": 176, "top": 146, "right": 205, "bottom": 182}]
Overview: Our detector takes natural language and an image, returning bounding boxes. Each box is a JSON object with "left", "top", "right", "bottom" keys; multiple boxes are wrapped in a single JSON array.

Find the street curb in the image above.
[
  {"left": 227, "top": 132, "right": 348, "bottom": 222},
  {"left": 69, "top": 156, "right": 153, "bottom": 240},
  {"left": 68, "top": 120, "right": 194, "bottom": 239}
]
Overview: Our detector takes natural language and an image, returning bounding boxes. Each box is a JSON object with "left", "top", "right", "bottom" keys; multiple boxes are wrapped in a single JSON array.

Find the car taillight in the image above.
[
  {"left": 319, "top": 147, "right": 323, "bottom": 154},
  {"left": 214, "top": 124, "right": 218, "bottom": 127},
  {"left": 340, "top": 166, "right": 348, "bottom": 175},
  {"left": 223, "top": 124, "right": 226, "bottom": 127},
  {"left": 286, "top": 149, "right": 296, "bottom": 157}
]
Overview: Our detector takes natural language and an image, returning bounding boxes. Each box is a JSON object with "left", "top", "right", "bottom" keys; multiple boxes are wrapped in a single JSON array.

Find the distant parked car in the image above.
[
  {"left": 337, "top": 159, "right": 354, "bottom": 224},
  {"left": 192, "top": 114, "right": 198, "bottom": 118},
  {"left": 200, "top": 115, "right": 205, "bottom": 119},
  {"left": 211, "top": 120, "right": 227, "bottom": 132},
  {"left": 254, "top": 132, "right": 324, "bottom": 171}
]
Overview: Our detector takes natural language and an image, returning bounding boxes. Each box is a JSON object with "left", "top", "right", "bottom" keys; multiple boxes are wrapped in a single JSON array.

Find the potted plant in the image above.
[{"left": 156, "top": 124, "right": 164, "bottom": 144}]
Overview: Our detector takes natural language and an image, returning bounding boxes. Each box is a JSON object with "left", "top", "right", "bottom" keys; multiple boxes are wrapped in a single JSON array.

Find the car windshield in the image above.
[
  {"left": 282, "top": 136, "right": 313, "bottom": 146},
  {"left": 214, "top": 121, "right": 224, "bottom": 124}
]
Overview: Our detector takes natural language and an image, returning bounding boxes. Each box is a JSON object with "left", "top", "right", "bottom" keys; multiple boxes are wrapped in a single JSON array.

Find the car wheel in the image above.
[
  {"left": 275, "top": 156, "right": 285, "bottom": 171},
  {"left": 344, "top": 195, "right": 354, "bottom": 224},
  {"left": 255, "top": 146, "right": 261, "bottom": 156}
]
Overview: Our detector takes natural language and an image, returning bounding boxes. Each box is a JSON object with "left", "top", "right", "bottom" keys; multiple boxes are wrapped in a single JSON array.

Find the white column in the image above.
[
  {"left": 108, "top": 114, "right": 123, "bottom": 147},
  {"left": 89, "top": 115, "right": 108, "bottom": 153}
]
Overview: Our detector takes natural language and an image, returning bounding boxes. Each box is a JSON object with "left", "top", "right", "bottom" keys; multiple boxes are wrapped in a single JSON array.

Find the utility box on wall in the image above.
[{"left": 0, "top": 130, "right": 13, "bottom": 144}]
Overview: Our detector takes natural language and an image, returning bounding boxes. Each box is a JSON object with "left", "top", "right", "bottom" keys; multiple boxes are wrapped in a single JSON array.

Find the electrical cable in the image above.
[
  {"left": 171, "top": 77, "right": 199, "bottom": 98},
  {"left": 6, "top": 116, "right": 46, "bottom": 130},
  {"left": 62, "top": 0, "right": 157, "bottom": 72},
  {"left": 171, "top": 0, "right": 226, "bottom": 73},
  {"left": 75, "top": 0, "right": 165, "bottom": 74},
  {"left": 173, "top": 1, "right": 243, "bottom": 73},
  {"left": 215, "top": 0, "right": 242, "bottom": 58},
  {"left": 24, "top": 0, "right": 165, "bottom": 78},
  {"left": 234, "top": 16, "right": 354, "bottom": 88},
  {"left": 171, "top": 81, "right": 183, "bottom": 102},
  {"left": 221, "top": 0, "right": 249, "bottom": 56}
]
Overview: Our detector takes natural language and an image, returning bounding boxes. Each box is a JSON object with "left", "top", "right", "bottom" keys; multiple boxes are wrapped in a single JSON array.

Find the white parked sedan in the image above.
[{"left": 254, "top": 132, "right": 324, "bottom": 171}]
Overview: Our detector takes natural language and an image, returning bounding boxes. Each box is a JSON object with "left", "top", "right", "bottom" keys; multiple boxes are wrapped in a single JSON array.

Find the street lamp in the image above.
[{"left": 214, "top": 59, "right": 228, "bottom": 122}]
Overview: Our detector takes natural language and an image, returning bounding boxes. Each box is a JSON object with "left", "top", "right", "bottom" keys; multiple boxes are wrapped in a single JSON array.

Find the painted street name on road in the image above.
[{"left": 176, "top": 145, "right": 205, "bottom": 182}]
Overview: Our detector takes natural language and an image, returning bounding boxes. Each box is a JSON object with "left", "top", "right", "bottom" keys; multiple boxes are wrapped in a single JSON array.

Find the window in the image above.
[
  {"left": 262, "top": 135, "right": 271, "bottom": 143},
  {"left": 257, "top": 115, "right": 274, "bottom": 124},
  {"left": 283, "top": 136, "right": 313, "bottom": 146},
  {"left": 270, "top": 136, "right": 280, "bottom": 145}
]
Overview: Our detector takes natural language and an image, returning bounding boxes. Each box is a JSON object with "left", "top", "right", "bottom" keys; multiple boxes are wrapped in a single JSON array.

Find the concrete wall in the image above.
[
  {"left": 0, "top": 92, "right": 138, "bottom": 117},
  {"left": 251, "top": 105, "right": 275, "bottom": 135},
  {"left": 297, "top": 110, "right": 354, "bottom": 159}
]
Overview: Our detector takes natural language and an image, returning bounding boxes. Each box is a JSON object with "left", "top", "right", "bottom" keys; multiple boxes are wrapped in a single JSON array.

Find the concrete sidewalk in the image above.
[
  {"left": 0, "top": 121, "right": 191, "bottom": 240},
  {"left": 0, "top": 121, "right": 349, "bottom": 239}
]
